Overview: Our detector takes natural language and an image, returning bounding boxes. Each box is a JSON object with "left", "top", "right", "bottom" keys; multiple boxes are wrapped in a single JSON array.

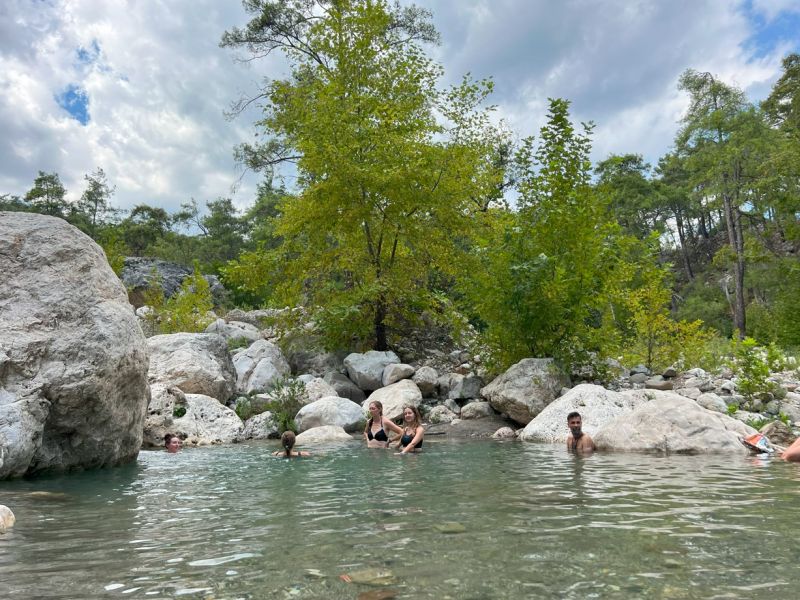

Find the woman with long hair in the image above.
[
  {"left": 364, "top": 400, "right": 404, "bottom": 448},
  {"left": 395, "top": 405, "right": 424, "bottom": 454},
  {"left": 272, "top": 430, "right": 311, "bottom": 457}
]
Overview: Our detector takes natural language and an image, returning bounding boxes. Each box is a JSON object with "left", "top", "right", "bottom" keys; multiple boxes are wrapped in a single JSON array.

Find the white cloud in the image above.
[{"left": 0, "top": 0, "right": 798, "bottom": 215}]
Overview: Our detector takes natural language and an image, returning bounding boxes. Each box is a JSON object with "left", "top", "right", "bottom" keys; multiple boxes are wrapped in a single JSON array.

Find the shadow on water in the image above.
[{"left": 2, "top": 440, "right": 800, "bottom": 599}]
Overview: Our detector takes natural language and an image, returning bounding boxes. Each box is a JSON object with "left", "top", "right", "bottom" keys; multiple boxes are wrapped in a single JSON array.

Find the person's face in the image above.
[
  {"left": 167, "top": 437, "right": 182, "bottom": 453},
  {"left": 403, "top": 408, "right": 415, "bottom": 423},
  {"left": 568, "top": 417, "right": 582, "bottom": 436},
  {"left": 369, "top": 403, "right": 380, "bottom": 418}
]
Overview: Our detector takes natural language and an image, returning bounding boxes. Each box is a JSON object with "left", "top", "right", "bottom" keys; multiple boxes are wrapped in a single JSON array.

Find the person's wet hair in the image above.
[
  {"left": 281, "top": 431, "right": 296, "bottom": 457},
  {"left": 567, "top": 411, "right": 581, "bottom": 421}
]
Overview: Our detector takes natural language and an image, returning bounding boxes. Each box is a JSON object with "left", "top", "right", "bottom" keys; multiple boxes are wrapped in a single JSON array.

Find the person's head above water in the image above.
[
  {"left": 402, "top": 405, "right": 422, "bottom": 429},
  {"left": 368, "top": 400, "right": 383, "bottom": 420},
  {"left": 281, "top": 430, "right": 296, "bottom": 456},
  {"left": 164, "top": 433, "right": 182, "bottom": 453},
  {"left": 567, "top": 412, "right": 583, "bottom": 437}
]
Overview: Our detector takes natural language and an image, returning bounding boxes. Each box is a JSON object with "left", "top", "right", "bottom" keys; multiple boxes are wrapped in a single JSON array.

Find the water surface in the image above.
[{"left": 2, "top": 440, "right": 800, "bottom": 599}]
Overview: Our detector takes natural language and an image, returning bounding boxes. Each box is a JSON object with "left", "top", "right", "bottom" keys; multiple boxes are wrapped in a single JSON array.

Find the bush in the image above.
[
  {"left": 234, "top": 378, "right": 306, "bottom": 434},
  {"left": 728, "top": 337, "right": 787, "bottom": 400}
]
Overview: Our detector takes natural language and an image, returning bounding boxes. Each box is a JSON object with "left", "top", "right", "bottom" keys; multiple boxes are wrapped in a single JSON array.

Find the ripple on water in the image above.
[{"left": 1, "top": 442, "right": 799, "bottom": 599}]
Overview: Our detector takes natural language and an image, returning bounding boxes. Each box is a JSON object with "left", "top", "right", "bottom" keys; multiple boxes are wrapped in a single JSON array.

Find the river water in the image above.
[{"left": 1, "top": 439, "right": 799, "bottom": 599}]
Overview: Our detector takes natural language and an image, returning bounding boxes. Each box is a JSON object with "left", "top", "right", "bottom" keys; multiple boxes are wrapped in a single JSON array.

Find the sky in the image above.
[{"left": 1, "top": 0, "right": 799, "bottom": 216}]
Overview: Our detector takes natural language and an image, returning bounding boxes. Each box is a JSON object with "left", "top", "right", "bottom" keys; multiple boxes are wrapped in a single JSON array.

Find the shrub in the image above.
[{"left": 729, "top": 337, "right": 786, "bottom": 400}]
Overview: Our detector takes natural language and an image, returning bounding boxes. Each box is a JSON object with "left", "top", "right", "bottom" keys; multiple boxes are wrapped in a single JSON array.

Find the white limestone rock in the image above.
[
  {"left": 296, "top": 425, "right": 354, "bottom": 444},
  {"left": 460, "top": 401, "right": 495, "bottom": 419},
  {"left": 362, "top": 379, "right": 422, "bottom": 421},
  {"left": 382, "top": 363, "right": 416, "bottom": 386},
  {"left": 0, "top": 212, "right": 149, "bottom": 478},
  {"left": 295, "top": 396, "right": 366, "bottom": 433},
  {"left": 172, "top": 394, "right": 244, "bottom": 446},
  {"left": 412, "top": 366, "right": 439, "bottom": 397},
  {"left": 233, "top": 339, "right": 291, "bottom": 395},
  {"left": 344, "top": 351, "right": 400, "bottom": 392}
]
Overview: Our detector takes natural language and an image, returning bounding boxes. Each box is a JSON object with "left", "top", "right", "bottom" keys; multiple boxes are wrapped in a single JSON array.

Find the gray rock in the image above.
[
  {"left": 382, "top": 363, "right": 416, "bottom": 386},
  {"left": 300, "top": 377, "right": 338, "bottom": 405},
  {"left": 684, "top": 376, "right": 714, "bottom": 391},
  {"left": 295, "top": 396, "right": 366, "bottom": 433},
  {"left": 172, "top": 393, "right": 244, "bottom": 445},
  {"left": 630, "top": 364, "right": 650, "bottom": 375},
  {"left": 224, "top": 308, "right": 282, "bottom": 328},
  {"left": 765, "top": 400, "right": 781, "bottom": 415},
  {"left": 480, "top": 358, "right": 570, "bottom": 425},
  {"left": 344, "top": 350, "right": 400, "bottom": 391},
  {"left": 121, "top": 257, "right": 227, "bottom": 306},
  {"left": 696, "top": 392, "right": 727, "bottom": 414},
  {"left": 362, "top": 379, "right": 422, "bottom": 421},
  {"left": 733, "top": 409, "right": 762, "bottom": 423},
  {"left": 233, "top": 339, "right": 291, "bottom": 395},
  {"left": 296, "top": 425, "right": 354, "bottom": 444},
  {"left": 240, "top": 412, "right": 279, "bottom": 440},
  {"left": 323, "top": 372, "right": 366, "bottom": 404},
  {"left": 428, "top": 405, "right": 458, "bottom": 424},
  {"left": 492, "top": 427, "right": 517, "bottom": 439},
  {"left": 645, "top": 376, "right": 673, "bottom": 391},
  {"left": 719, "top": 380, "right": 736, "bottom": 394},
  {"left": 629, "top": 373, "right": 649, "bottom": 384},
  {"left": 147, "top": 332, "right": 235, "bottom": 401},
  {"left": 449, "top": 374, "right": 483, "bottom": 400},
  {"left": 205, "top": 319, "right": 261, "bottom": 345},
  {"left": 444, "top": 398, "right": 461, "bottom": 415},
  {"left": 594, "top": 394, "right": 756, "bottom": 454},
  {"left": 760, "top": 420, "right": 796, "bottom": 447},
  {"left": 412, "top": 366, "right": 439, "bottom": 397},
  {"left": 0, "top": 213, "right": 149, "bottom": 478},
  {"left": 520, "top": 384, "right": 650, "bottom": 443},
  {"left": 460, "top": 401, "right": 494, "bottom": 419},
  {"left": 685, "top": 368, "right": 708, "bottom": 378},
  {"left": 675, "top": 387, "right": 702, "bottom": 400},
  {"left": 662, "top": 366, "right": 678, "bottom": 378}
]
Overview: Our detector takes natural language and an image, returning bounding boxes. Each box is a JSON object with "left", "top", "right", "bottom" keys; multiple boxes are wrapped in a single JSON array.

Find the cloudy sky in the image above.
[{"left": 1, "top": 0, "right": 799, "bottom": 215}]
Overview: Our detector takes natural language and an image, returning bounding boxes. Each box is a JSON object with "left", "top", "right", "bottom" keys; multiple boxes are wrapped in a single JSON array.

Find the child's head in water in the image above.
[{"left": 281, "top": 430, "right": 296, "bottom": 456}]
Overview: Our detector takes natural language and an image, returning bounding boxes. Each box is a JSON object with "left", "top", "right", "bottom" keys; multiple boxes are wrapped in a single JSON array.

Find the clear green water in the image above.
[{"left": 2, "top": 440, "right": 800, "bottom": 599}]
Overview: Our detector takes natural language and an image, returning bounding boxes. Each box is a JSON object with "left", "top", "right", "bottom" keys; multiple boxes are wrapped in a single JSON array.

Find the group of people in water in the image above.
[{"left": 164, "top": 404, "right": 800, "bottom": 461}]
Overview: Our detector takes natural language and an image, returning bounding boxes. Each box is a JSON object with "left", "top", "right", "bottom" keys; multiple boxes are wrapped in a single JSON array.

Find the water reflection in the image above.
[{"left": 2, "top": 441, "right": 800, "bottom": 599}]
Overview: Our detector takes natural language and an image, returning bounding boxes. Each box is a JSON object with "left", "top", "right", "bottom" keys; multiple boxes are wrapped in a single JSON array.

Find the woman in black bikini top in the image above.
[
  {"left": 365, "top": 400, "right": 404, "bottom": 448},
  {"left": 396, "top": 405, "right": 424, "bottom": 454}
]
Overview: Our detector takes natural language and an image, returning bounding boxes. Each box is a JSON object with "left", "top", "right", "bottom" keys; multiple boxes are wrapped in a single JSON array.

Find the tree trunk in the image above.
[
  {"left": 723, "top": 193, "right": 746, "bottom": 336},
  {"left": 674, "top": 208, "right": 694, "bottom": 280}
]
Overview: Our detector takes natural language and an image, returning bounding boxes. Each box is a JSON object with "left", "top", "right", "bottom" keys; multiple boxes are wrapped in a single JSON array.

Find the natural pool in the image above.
[{"left": 2, "top": 440, "right": 800, "bottom": 599}]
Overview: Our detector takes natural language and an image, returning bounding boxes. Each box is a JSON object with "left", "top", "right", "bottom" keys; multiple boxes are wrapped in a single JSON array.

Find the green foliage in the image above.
[
  {"left": 234, "top": 378, "right": 305, "bottom": 434},
  {"left": 227, "top": 336, "right": 252, "bottom": 351},
  {"left": 220, "top": 0, "right": 503, "bottom": 350},
  {"left": 726, "top": 403, "right": 738, "bottom": 416},
  {"left": 172, "top": 405, "right": 187, "bottom": 419},
  {"left": 728, "top": 337, "right": 786, "bottom": 400},
  {"left": 622, "top": 264, "right": 714, "bottom": 372},
  {"left": 25, "top": 171, "right": 67, "bottom": 217},
  {"left": 142, "top": 264, "right": 215, "bottom": 335}
]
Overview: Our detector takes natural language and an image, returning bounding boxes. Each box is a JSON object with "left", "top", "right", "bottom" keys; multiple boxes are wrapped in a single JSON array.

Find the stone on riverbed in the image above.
[
  {"left": 0, "top": 212, "right": 149, "bottom": 478},
  {"left": 233, "top": 339, "right": 291, "bottom": 395},
  {"left": 172, "top": 394, "right": 244, "bottom": 445},
  {"left": 344, "top": 351, "right": 400, "bottom": 392},
  {"left": 594, "top": 394, "right": 757, "bottom": 454},
  {"left": 240, "top": 411, "right": 279, "bottom": 441},
  {"left": 480, "top": 358, "right": 569, "bottom": 425}
]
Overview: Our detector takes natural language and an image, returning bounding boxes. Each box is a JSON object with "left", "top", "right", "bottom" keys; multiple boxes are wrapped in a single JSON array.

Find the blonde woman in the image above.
[
  {"left": 364, "top": 400, "right": 404, "bottom": 448},
  {"left": 395, "top": 405, "right": 424, "bottom": 454}
]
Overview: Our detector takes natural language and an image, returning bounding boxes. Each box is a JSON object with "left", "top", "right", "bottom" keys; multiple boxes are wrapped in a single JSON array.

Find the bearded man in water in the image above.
[{"left": 566, "top": 411, "right": 595, "bottom": 453}]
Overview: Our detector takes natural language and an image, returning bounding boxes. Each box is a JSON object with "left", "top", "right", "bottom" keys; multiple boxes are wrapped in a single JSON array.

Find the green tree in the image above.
[
  {"left": 120, "top": 204, "right": 172, "bottom": 256},
  {"left": 472, "top": 99, "right": 634, "bottom": 368},
  {"left": 77, "top": 167, "right": 117, "bottom": 235},
  {"left": 24, "top": 171, "right": 67, "bottom": 217},
  {"left": 676, "top": 70, "right": 770, "bottom": 337},
  {"left": 594, "top": 153, "right": 659, "bottom": 239},
  {"left": 221, "top": 0, "right": 499, "bottom": 349}
]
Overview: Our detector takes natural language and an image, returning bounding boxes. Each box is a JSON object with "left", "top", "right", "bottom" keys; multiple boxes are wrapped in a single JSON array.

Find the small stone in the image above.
[
  {"left": 662, "top": 367, "right": 678, "bottom": 378},
  {"left": 345, "top": 568, "right": 397, "bottom": 586},
  {"left": 0, "top": 505, "right": 15, "bottom": 534},
  {"left": 434, "top": 522, "right": 466, "bottom": 534},
  {"left": 645, "top": 376, "right": 673, "bottom": 391}
]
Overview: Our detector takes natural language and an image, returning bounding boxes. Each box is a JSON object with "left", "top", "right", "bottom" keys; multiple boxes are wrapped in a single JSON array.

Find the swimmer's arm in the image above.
[{"left": 400, "top": 426, "right": 424, "bottom": 454}]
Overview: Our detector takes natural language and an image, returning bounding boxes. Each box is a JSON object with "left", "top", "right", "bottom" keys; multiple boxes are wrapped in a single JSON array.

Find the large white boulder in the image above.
[
  {"left": 460, "top": 401, "right": 494, "bottom": 419},
  {"left": 296, "top": 425, "right": 354, "bottom": 444},
  {"left": 594, "top": 394, "right": 757, "bottom": 454},
  {"left": 300, "top": 377, "right": 339, "bottom": 405},
  {"left": 233, "top": 339, "right": 291, "bottom": 395},
  {"left": 295, "top": 396, "right": 366, "bottom": 432},
  {"left": 344, "top": 350, "right": 400, "bottom": 391},
  {"left": 481, "top": 358, "right": 569, "bottom": 425},
  {"left": 148, "top": 333, "right": 235, "bottom": 402},
  {"left": 172, "top": 394, "right": 244, "bottom": 445},
  {"left": 0, "top": 504, "right": 15, "bottom": 533},
  {"left": 0, "top": 212, "right": 149, "bottom": 478},
  {"left": 362, "top": 379, "right": 422, "bottom": 421},
  {"left": 520, "top": 384, "right": 650, "bottom": 443}
]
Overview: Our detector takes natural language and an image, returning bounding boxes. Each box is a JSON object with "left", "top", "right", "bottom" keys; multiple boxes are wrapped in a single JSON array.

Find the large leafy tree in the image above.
[
  {"left": 24, "top": 171, "right": 67, "bottom": 217},
  {"left": 221, "top": 0, "right": 499, "bottom": 349},
  {"left": 472, "top": 99, "right": 633, "bottom": 368}
]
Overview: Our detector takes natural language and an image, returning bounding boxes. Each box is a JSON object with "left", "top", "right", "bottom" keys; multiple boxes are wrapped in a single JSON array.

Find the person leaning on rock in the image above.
[{"left": 566, "top": 411, "right": 595, "bottom": 453}]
